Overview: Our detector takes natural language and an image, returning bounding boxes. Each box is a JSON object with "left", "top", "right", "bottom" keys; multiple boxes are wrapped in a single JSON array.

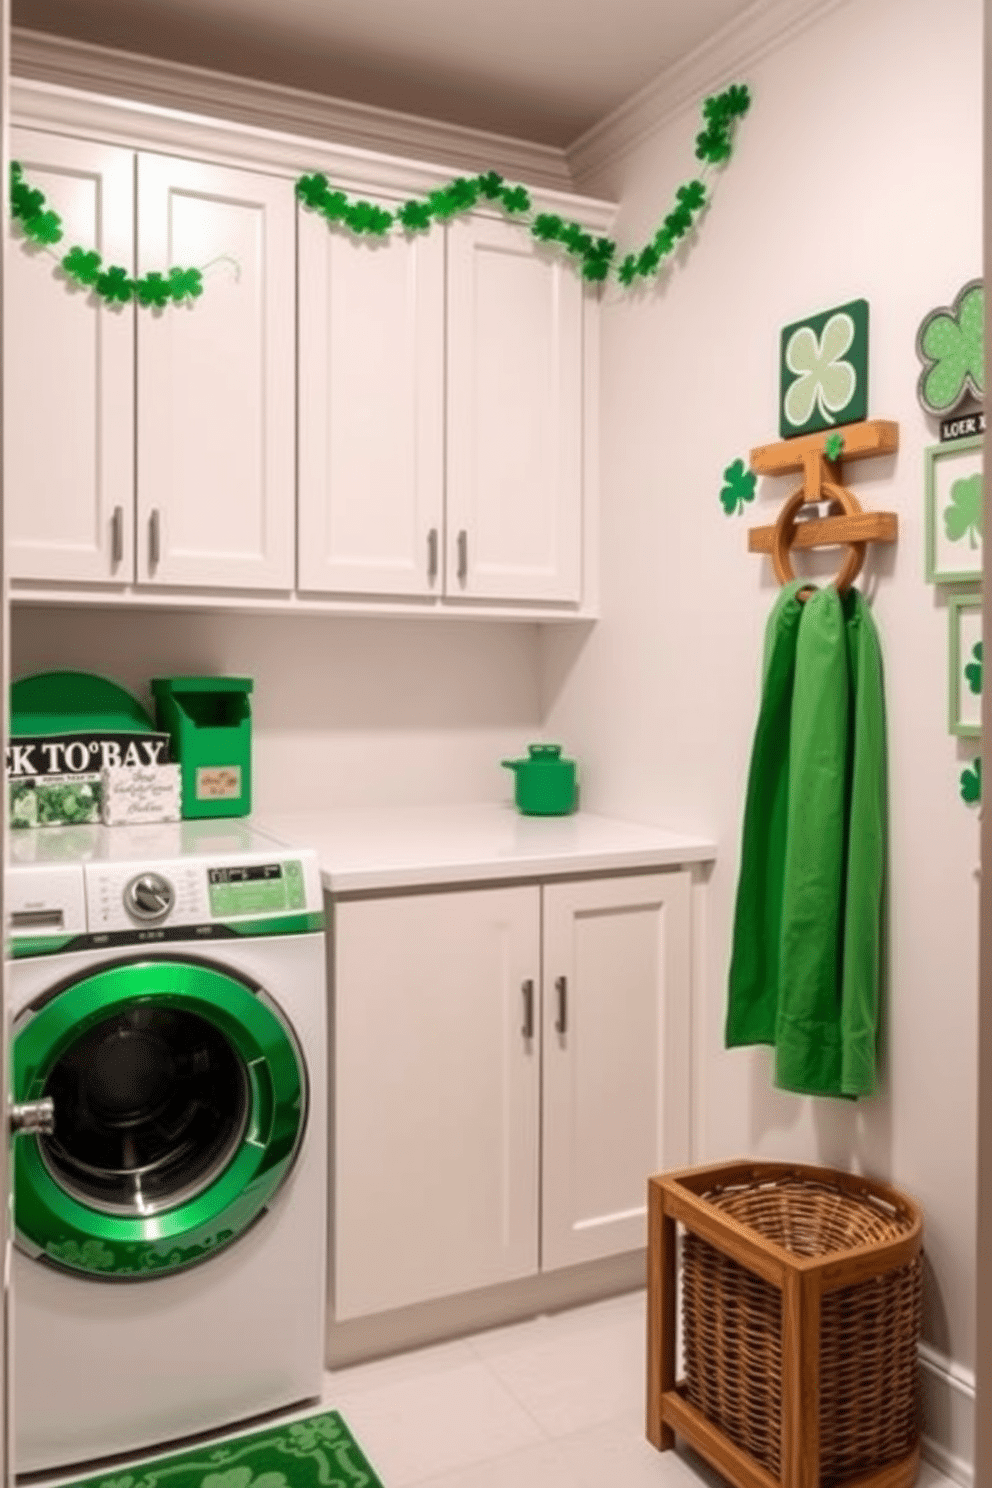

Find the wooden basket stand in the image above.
[{"left": 647, "top": 1161, "right": 923, "bottom": 1488}]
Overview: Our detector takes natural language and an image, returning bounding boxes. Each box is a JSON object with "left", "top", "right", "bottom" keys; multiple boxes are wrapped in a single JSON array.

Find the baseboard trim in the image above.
[{"left": 919, "top": 1342, "right": 975, "bottom": 1487}]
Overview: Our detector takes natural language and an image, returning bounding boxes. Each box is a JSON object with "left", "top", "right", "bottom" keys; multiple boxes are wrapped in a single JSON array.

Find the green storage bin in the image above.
[{"left": 151, "top": 676, "right": 253, "bottom": 819}]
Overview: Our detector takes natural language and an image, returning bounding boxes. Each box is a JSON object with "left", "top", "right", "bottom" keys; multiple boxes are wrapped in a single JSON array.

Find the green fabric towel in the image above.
[{"left": 726, "top": 580, "right": 886, "bottom": 1098}]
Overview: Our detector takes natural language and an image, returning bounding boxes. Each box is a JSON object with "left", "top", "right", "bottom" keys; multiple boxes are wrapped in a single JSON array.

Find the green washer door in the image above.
[{"left": 13, "top": 959, "right": 306, "bottom": 1279}]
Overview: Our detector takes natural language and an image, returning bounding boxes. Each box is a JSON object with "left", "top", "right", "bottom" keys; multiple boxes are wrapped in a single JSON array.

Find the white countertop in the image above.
[{"left": 256, "top": 803, "right": 716, "bottom": 894}]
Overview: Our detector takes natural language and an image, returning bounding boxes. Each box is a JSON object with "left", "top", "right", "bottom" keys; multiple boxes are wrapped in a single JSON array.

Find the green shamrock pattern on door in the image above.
[{"left": 780, "top": 299, "right": 869, "bottom": 439}]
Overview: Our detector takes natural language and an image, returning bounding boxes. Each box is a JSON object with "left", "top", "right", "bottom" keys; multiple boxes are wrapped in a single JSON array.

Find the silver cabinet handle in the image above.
[
  {"left": 521, "top": 979, "right": 535, "bottom": 1040},
  {"left": 10, "top": 1099, "right": 55, "bottom": 1137},
  {"left": 457, "top": 529, "right": 468, "bottom": 584},
  {"left": 111, "top": 505, "right": 124, "bottom": 566},
  {"left": 555, "top": 975, "right": 568, "bottom": 1035},
  {"left": 427, "top": 527, "right": 439, "bottom": 585},
  {"left": 149, "top": 508, "right": 161, "bottom": 568}
]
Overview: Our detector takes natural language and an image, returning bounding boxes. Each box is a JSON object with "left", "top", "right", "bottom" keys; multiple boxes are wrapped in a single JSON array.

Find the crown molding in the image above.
[
  {"left": 10, "top": 25, "right": 576, "bottom": 193},
  {"left": 566, "top": 0, "right": 851, "bottom": 191}
]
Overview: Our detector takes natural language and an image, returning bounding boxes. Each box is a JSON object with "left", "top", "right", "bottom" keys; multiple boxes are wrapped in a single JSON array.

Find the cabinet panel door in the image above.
[
  {"left": 297, "top": 196, "right": 444, "bottom": 595},
  {"left": 446, "top": 215, "right": 582, "bottom": 603},
  {"left": 541, "top": 872, "right": 691, "bottom": 1270},
  {"left": 136, "top": 154, "right": 294, "bottom": 589},
  {"left": 334, "top": 886, "right": 540, "bottom": 1319},
  {"left": 5, "top": 130, "right": 134, "bottom": 582}
]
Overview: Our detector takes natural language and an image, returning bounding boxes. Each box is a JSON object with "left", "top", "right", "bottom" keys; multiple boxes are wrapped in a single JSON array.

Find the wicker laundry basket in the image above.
[{"left": 646, "top": 1162, "right": 923, "bottom": 1488}]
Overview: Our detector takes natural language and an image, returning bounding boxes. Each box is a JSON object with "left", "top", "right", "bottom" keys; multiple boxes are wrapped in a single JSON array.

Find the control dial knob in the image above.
[{"left": 123, "top": 872, "right": 175, "bottom": 924}]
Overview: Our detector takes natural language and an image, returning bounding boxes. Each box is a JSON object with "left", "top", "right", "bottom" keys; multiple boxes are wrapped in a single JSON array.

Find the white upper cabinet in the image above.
[
  {"left": 5, "top": 129, "right": 135, "bottom": 582},
  {"left": 446, "top": 214, "right": 583, "bottom": 604},
  {"left": 297, "top": 192, "right": 445, "bottom": 596},
  {"left": 136, "top": 154, "right": 296, "bottom": 590}
]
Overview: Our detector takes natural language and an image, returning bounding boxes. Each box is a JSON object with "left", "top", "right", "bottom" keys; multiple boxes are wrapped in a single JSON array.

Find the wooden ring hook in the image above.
[{"left": 771, "top": 480, "right": 867, "bottom": 595}]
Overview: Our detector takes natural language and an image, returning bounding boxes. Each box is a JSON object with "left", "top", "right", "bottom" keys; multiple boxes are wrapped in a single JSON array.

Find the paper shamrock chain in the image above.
[
  {"left": 296, "top": 83, "right": 751, "bottom": 289},
  {"left": 916, "top": 279, "right": 984, "bottom": 417},
  {"left": 10, "top": 162, "right": 208, "bottom": 307},
  {"left": 719, "top": 458, "right": 757, "bottom": 515},
  {"left": 12, "top": 82, "right": 749, "bottom": 308}
]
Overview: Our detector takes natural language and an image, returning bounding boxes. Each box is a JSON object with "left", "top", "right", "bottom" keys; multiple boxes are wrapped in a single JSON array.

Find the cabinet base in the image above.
[{"left": 325, "top": 1249, "right": 645, "bottom": 1369}]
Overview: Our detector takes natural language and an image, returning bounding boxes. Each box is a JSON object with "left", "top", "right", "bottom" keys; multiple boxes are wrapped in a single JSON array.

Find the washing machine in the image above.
[{"left": 6, "top": 818, "right": 327, "bottom": 1476}]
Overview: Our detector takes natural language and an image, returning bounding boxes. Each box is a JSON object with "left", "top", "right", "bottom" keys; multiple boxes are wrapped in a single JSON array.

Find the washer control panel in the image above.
[
  {"left": 84, "top": 853, "right": 316, "bottom": 936},
  {"left": 123, "top": 872, "right": 176, "bottom": 924}
]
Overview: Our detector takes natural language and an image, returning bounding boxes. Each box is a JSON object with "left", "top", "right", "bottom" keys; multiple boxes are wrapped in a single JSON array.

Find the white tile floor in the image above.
[{"left": 321, "top": 1289, "right": 958, "bottom": 1488}]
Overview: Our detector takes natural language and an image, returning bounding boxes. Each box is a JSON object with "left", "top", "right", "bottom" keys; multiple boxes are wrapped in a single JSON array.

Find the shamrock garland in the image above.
[
  {"left": 10, "top": 161, "right": 205, "bottom": 307},
  {"left": 296, "top": 83, "right": 751, "bottom": 289}
]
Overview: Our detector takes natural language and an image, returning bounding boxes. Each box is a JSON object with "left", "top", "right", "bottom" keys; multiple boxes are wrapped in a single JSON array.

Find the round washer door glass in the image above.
[{"left": 13, "top": 959, "right": 306, "bottom": 1279}]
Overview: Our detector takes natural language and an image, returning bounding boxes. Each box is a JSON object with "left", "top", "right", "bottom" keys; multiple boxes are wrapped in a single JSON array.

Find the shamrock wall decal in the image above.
[
  {"left": 961, "top": 756, "right": 982, "bottom": 805},
  {"left": 944, "top": 473, "right": 983, "bottom": 549},
  {"left": 779, "top": 299, "right": 869, "bottom": 438},
  {"left": 719, "top": 458, "right": 757, "bottom": 515},
  {"left": 916, "top": 279, "right": 984, "bottom": 417},
  {"left": 965, "top": 641, "right": 983, "bottom": 697},
  {"left": 824, "top": 433, "right": 845, "bottom": 461}
]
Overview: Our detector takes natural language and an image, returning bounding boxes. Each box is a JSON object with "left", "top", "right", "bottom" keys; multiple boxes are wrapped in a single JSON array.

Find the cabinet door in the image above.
[
  {"left": 541, "top": 872, "right": 691, "bottom": 1270},
  {"left": 446, "top": 214, "right": 582, "bottom": 604},
  {"left": 297, "top": 194, "right": 444, "bottom": 595},
  {"left": 5, "top": 130, "right": 134, "bottom": 582},
  {"left": 136, "top": 154, "right": 295, "bottom": 589},
  {"left": 333, "top": 886, "right": 540, "bottom": 1319}
]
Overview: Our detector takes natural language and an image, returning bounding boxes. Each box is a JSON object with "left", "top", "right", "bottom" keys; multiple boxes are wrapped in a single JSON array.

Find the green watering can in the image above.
[{"left": 502, "top": 743, "right": 577, "bottom": 816}]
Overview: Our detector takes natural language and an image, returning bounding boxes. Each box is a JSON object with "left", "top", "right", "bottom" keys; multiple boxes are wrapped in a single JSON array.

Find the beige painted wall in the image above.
[{"left": 546, "top": 0, "right": 981, "bottom": 1414}]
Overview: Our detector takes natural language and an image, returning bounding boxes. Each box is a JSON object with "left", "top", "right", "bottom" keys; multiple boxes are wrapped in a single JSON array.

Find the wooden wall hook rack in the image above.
[{"left": 747, "top": 419, "right": 899, "bottom": 593}]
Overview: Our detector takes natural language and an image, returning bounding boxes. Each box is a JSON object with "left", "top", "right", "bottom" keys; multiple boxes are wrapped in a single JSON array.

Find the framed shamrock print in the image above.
[
  {"left": 925, "top": 436, "right": 983, "bottom": 582},
  {"left": 779, "top": 299, "right": 869, "bottom": 439},
  {"left": 949, "top": 591, "right": 983, "bottom": 737}
]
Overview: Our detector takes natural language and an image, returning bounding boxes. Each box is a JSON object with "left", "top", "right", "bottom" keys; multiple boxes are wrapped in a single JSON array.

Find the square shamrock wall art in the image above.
[
  {"left": 948, "top": 591, "right": 983, "bottom": 737},
  {"left": 925, "top": 435, "right": 983, "bottom": 583},
  {"left": 779, "top": 299, "right": 869, "bottom": 439}
]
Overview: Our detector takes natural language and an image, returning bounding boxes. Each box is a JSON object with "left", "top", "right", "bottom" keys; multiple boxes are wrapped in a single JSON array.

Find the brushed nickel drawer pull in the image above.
[
  {"left": 555, "top": 975, "right": 568, "bottom": 1035},
  {"left": 149, "top": 508, "right": 161, "bottom": 568},
  {"left": 427, "top": 527, "right": 439, "bottom": 584},
  {"left": 111, "top": 505, "right": 124, "bottom": 565},
  {"left": 521, "top": 979, "right": 535, "bottom": 1040},
  {"left": 457, "top": 529, "right": 468, "bottom": 584}
]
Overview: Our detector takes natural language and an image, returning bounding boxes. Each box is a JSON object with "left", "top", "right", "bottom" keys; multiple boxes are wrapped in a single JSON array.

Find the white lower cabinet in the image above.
[{"left": 332, "top": 870, "right": 691, "bottom": 1321}]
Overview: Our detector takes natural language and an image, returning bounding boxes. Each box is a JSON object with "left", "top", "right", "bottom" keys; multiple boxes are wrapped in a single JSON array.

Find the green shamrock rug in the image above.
[{"left": 58, "top": 1411, "right": 384, "bottom": 1488}]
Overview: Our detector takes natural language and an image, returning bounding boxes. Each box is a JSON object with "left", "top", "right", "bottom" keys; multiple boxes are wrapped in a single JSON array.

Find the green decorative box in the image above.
[{"left": 151, "top": 676, "right": 253, "bottom": 819}]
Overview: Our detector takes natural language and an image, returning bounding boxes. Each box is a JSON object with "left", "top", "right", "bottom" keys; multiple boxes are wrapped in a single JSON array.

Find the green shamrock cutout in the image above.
[
  {"left": 965, "top": 641, "right": 983, "bottom": 696},
  {"left": 61, "top": 247, "right": 102, "bottom": 286},
  {"left": 944, "top": 473, "right": 983, "bottom": 548},
  {"left": 961, "top": 756, "right": 982, "bottom": 805},
  {"left": 95, "top": 266, "right": 134, "bottom": 304},
  {"left": 824, "top": 433, "right": 845, "bottom": 461},
  {"left": 23, "top": 209, "right": 62, "bottom": 245},
  {"left": 916, "top": 280, "right": 984, "bottom": 416},
  {"left": 135, "top": 271, "right": 172, "bottom": 308},
  {"left": 168, "top": 266, "right": 204, "bottom": 302},
  {"left": 719, "top": 458, "right": 757, "bottom": 515},
  {"left": 783, "top": 311, "right": 857, "bottom": 428},
  {"left": 399, "top": 199, "right": 432, "bottom": 231}
]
